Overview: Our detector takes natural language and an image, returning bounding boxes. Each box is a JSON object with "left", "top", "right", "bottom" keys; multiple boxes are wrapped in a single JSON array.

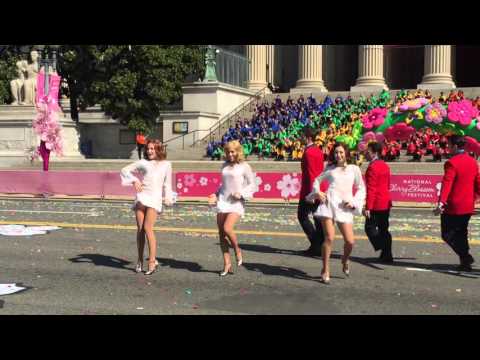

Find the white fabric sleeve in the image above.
[
  {"left": 305, "top": 169, "right": 329, "bottom": 203},
  {"left": 352, "top": 165, "right": 366, "bottom": 216},
  {"left": 240, "top": 163, "right": 256, "bottom": 200},
  {"left": 215, "top": 164, "right": 225, "bottom": 197},
  {"left": 120, "top": 160, "right": 145, "bottom": 186},
  {"left": 163, "top": 162, "right": 174, "bottom": 203}
]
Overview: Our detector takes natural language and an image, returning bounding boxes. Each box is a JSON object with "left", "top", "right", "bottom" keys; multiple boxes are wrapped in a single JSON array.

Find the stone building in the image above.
[{"left": 220, "top": 45, "right": 479, "bottom": 93}]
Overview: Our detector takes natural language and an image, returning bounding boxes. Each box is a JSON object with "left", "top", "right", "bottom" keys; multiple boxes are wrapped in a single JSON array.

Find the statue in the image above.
[
  {"left": 10, "top": 60, "right": 28, "bottom": 105},
  {"left": 23, "top": 50, "right": 39, "bottom": 105},
  {"left": 203, "top": 46, "right": 218, "bottom": 82}
]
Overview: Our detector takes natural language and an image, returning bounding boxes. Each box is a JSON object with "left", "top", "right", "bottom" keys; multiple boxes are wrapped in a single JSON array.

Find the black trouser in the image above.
[
  {"left": 365, "top": 210, "right": 392, "bottom": 256},
  {"left": 137, "top": 144, "right": 145, "bottom": 159},
  {"left": 297, "top": 199, "right": 325, "bottom": 252},
  {"left": 441, "top": 214, "right": 471, "bottom": 261}
]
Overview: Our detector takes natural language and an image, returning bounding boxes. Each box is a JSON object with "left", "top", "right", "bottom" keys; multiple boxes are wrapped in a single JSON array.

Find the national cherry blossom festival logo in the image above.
[{"left": 276, "top": 174, "right": 300, "bottom": 199}]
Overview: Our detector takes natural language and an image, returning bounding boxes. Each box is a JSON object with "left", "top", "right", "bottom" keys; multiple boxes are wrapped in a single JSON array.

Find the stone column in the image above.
[
  {"left": 351, "top": 45, "right": 388, "bottom": 92},
  {"left": 418, "top": 45, "right": 455, "bottom": 89},
  {"left": 246, "top": 45, "right": 268, "bottom": 91},
  {"left": 274, "top": 45, "right": 282, "bottom": 88},
  {"left": 292, "top": 45, "right": 327, "bottom": 93},
  {"left": 266, "top": 45, "right": 275, "bottom": 86}
]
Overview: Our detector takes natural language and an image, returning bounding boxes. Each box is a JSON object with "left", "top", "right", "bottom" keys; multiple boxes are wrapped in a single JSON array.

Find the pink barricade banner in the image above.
[
  {"left": 0, "top": 171, "right": 136, "bottom": 197},
  {"left": 0, "top": 170, "right": 444, "bottom": 203},
  {"left": 175, "top": 172, "right": 444, "bottom": 203}
]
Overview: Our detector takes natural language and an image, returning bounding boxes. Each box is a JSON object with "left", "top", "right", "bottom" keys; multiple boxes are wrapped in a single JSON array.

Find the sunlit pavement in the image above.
[{"left": 0, "top": 199, "right": 479, "bottom": 315}]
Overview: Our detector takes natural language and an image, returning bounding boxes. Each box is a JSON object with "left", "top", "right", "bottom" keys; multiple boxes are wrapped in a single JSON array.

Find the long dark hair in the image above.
[{"left": 328, "top": 142, "right": 352, "bottom": 166}]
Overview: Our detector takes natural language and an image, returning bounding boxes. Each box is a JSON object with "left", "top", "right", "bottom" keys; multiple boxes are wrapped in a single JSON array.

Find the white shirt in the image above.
[
  {"left": 120, "top": 159, "right": 174, "bottom": 213},
  {"left": 307, "top": 164, "right": 366, "bottom": 217},
  {"left": 215, "top": 162, "right": 255, "bottom": 216}
]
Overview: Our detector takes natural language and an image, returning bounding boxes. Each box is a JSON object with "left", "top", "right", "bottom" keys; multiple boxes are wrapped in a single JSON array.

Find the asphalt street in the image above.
[{"left": 0, "top": 198, "right": 479, "bottom": 315}]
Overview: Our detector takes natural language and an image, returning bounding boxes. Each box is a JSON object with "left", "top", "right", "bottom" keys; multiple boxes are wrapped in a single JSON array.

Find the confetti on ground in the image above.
[
  {"left": 185, "top": 289, "right": 192, "bottom": 295},
  {"left": 192, "top": 304, "right": 199, "bottom": 309},
  {"left": 456, "top": 289, "right": 462, "bottom": 293},
  {"left": 0, "top": 224, "right": 61, "bottom": 236},
  {"left": 0, "top": 283, "right": 27, "bottom": 296},
  {"left": 136, "top": 307, "right": 144, "bottom": 310}
]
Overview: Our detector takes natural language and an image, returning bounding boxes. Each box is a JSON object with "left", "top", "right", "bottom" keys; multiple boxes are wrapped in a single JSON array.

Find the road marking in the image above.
[
  {"left": 405, "top": 267, "right": 432, "bottom": 272},
  {"left": 0, "top": 209, "right": 101, "bottom": 216},
  {"left": 405, "top": 267, "right": 478, "bottom": 275},
  {"left": 0, "top": 220, "right": 479, "bottom": 245}
]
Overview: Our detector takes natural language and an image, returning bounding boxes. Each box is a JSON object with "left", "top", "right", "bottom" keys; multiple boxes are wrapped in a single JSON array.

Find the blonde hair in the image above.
[{"left": 223, "top": 140, "right": 245, "bottom": 163}]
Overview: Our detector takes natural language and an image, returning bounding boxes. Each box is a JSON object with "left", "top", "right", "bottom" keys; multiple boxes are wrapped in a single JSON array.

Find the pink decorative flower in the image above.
[
  {"left": 447, "top": 100, "right": 479, "bottom": 127},
  {"left": 32, "top": 99, "right": 64, "bottom": 156},
  {"left": 361, "top": 108, "right": 388, "bottom": 130},
  {"left": 384, "top": 123, "right": 415, "bottom": 141},
  {"left": 375, "top": 132, "right": 385, "bottom": 143},
  {"left": 398, "top": 98, "right": 428, "bottom": 112},
  {"left": 362, "top": 131, "right": 376, "bottom": 143},
  {"left": 425, "top": 102, "right": 446, "bottom": 124},
  {"left": 357, "top": 141, "right": 368, "bottom": 152},
  {"left": 476, "top": 117, "right": 480, "bottom": 130}
]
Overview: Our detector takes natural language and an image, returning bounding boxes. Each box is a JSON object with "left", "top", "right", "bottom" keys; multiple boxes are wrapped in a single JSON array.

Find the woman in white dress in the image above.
[
  {"left": 307, "top": 142, "right": 366, "bottom": 284},
  {"left": 208, "top": 140, "right": 255, "bottom": 276},
  {"left": 121, "top": 139, "right": 174, "bottom": 275}
]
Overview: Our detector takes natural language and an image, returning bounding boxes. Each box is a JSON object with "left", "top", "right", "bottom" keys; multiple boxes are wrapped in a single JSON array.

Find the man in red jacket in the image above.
[
  {"left": 298, "top": 127, "right": 325, "bottom": 256},
  {"left": 434, "top": 135, "right": 480, "bottom": 271},
  {"left": 364, "top": 142, "right": 393, "bottom": 263}
]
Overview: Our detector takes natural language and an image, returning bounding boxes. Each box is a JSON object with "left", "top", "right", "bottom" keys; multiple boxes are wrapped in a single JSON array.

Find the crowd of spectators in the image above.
[{"left": 206, "top": 89, "right": 480, "bottom": 163}]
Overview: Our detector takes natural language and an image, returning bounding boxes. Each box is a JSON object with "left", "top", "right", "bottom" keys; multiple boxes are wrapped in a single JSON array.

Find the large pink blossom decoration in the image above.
[
  {"left": 425, "top": 102, "right": 446, "bottom": 124},
  {"left": 375, "top": 132, "right": 385, "bottom": 143},
  {"left": 398, "top": 98, "right": 428, "bottom": 112},
  {"left": 447, "top": 100, "right": 478, "bottom": 127},
  {"left": 31, "top": 103, "right": 64, "bottom": 157},
  {"left": 362, "top": 131, "right": 376, "bottom": 143},
  {"left": 384, "top": 123, "right": 415, "bottom": 142},
  {"left": 357, "top": 141, "right": 368, "bottom": 152},
  {"left": 361, "top": 108, "right": 388, "bottom": 130},
  {"left": 360, "top": 132, "right": 385, "bottom": 148}
]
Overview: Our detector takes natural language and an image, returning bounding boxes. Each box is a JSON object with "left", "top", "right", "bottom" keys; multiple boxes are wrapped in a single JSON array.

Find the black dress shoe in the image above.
[
  {"left": 301, "top": 247, "right": 322, "bottom": 257},
  {"left": 463, "top": 254, "right": 475, "bottom": 266},
  {"left": 379, "top": 252, "right": 394, "bottom": 263},
  {"left": 457, "top": 263, "right": 473, "bottom": 272},
  {"left": 380, "top": 256, "right": 394, "bottom": 264}
]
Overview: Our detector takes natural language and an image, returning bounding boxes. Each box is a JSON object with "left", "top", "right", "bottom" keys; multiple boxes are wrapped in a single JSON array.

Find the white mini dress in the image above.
[
  {"left": 215, "top": 162, "right": 255, "bottom": 217},
  {"left": 120, "top": 159, "right": 174, "bottom": 213},
  {"left": 306, "top": 164, "right": 366, "bottom": 224}
]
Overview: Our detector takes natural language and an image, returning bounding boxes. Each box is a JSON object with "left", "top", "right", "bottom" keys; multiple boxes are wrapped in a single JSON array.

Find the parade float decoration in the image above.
[{"left": 31, "top": 71, "right": 64, "bottom": 171}]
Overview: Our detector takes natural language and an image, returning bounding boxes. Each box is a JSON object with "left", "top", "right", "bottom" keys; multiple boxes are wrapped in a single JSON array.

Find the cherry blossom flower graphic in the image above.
[
  {"left": 177, "top": 183, "right": 183, "bottom": 189},
  {"left": 199, "top": 177, "right": 208, "bottom": 186},
  {"left": 276, "top": 174, "right": 300, "bottom": 199},
  {"left": 183, "top": 174, "right": 196, "bottom": 187},
  {"left": 253, "top": 174, "right": 262, "bottom": 193},
  {"left": 264, "top": 184, "right": 271, "bottom": 192}
]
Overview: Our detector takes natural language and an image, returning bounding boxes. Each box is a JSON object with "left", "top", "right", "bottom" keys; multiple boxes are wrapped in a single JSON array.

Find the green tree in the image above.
[
  {"left": 1, "top": 45, "right": 205, "bottom": 133},
  {"left": 59, "top": 45, "right": 205, "bottom": 132}
]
